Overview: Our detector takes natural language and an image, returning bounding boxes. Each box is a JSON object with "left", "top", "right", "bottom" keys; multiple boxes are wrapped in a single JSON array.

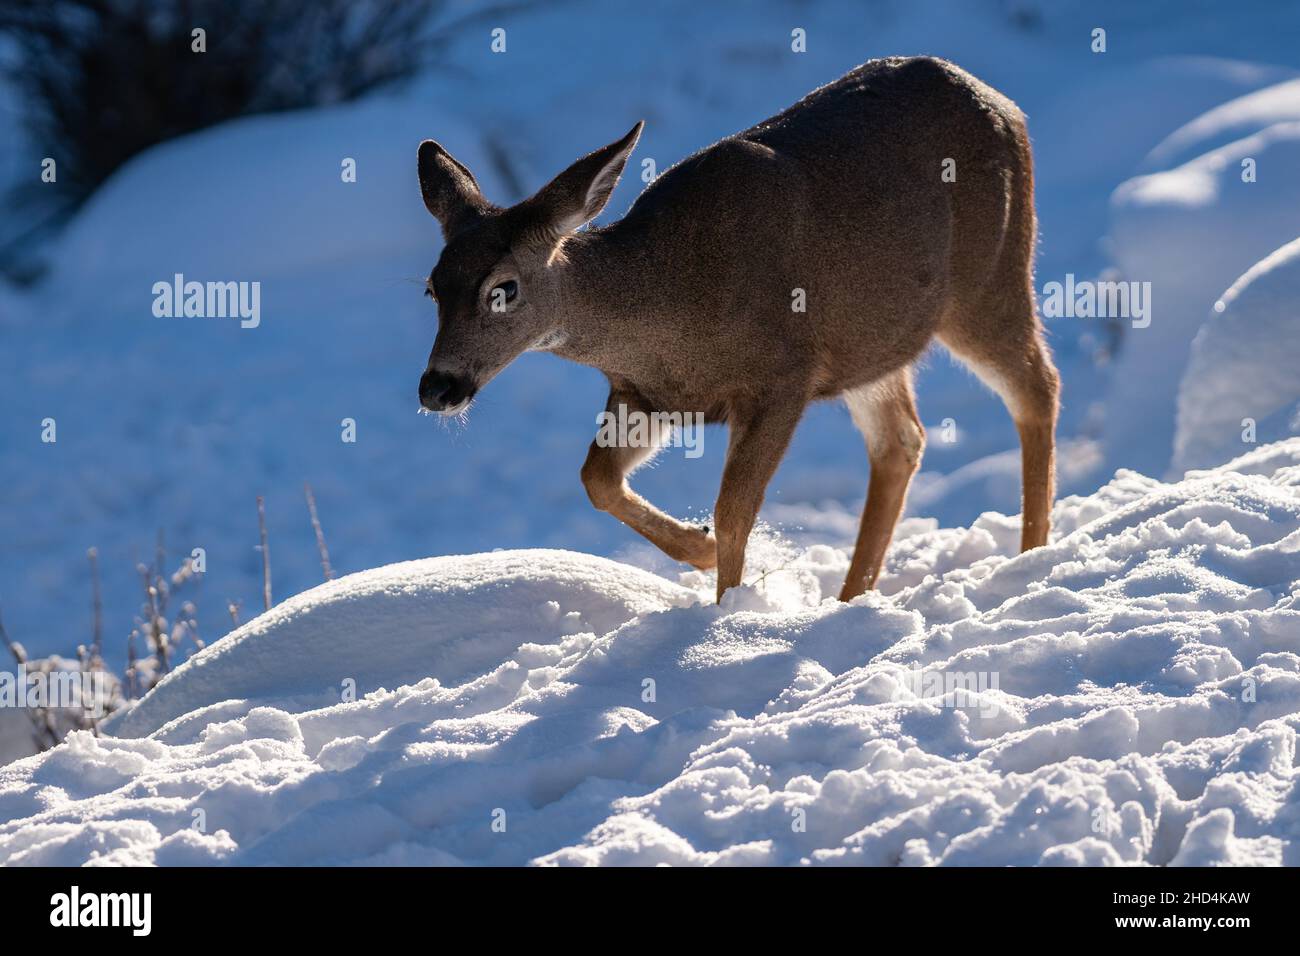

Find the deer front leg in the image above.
[
  {"left": 713, "top": 406, "right": 802, "bottom": 602},
  {"left": 581, "top": 390, "right": 717, "bottom": 570}
]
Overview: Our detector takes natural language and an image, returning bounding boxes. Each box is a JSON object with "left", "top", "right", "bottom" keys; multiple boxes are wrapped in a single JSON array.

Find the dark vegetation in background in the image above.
[{"left": 0, "top": 0, "right": 528, "bottom": 282}]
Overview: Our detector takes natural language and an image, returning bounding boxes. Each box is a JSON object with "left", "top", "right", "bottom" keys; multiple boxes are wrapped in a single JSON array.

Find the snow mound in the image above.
[
  {"left": 104, "top": 550, "right": 696, "bottom": 739},
  {"left": 1173, "top": 236, "right": 1300, "bottom": 472},
  {"left": 1105, "top": 119, "right": 1300, "bottom": 477},
  {"left": 51, "top": 98, "right": 472, "bottom": 284},
  {"left": 1144, "top": 76, "right": 1300, "bottom": 171},
  {"left": 1029, "top": 55, "right": 1295, "bottom": 266},
  {"left": 3, "top": 445, "right": 1300, "bottom": 866}
]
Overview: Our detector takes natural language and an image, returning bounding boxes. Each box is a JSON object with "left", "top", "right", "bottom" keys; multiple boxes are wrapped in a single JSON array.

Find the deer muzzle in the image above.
[{"left": 419, "top": 368, "right": 476, "bottom": 414}]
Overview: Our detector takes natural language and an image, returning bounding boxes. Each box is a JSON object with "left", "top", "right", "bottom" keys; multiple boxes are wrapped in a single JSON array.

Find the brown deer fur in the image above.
[{"left": 416, "top": 56, "right": 1059, "bottom": 603}]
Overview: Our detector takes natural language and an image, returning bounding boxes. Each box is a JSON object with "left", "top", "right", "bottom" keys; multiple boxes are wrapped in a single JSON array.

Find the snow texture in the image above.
[
  {"left": 1105, "top": 76, "right": 1300, "bottom": 478},
  {"left": 2, "top": 441, "right": 1299, "bottom": 866},
  {"left": 1173, "top": 237, "right": 1300, "bottom": 472},
  {"left": 4, "top": 0, "right": 1300, "bottom": 866}
]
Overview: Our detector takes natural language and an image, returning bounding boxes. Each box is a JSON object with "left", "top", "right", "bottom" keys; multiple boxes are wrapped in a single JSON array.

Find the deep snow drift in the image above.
[
  {"left": 2, "top": 439, "right": 1298, "bottom": 866},
  {"left": 1173, "top": 236, "right": 1300, "bottom": 472},
  {"left": 1105, "top": 74, "right": 1300, "bottom": 479}
]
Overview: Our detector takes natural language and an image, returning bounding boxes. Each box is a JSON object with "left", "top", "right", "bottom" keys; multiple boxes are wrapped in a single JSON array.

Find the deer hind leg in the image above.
[
  {"left": 938, "top": 301, "right": 1060, "bottom": 553},
  {"left": 839, "top": 369, "right": 925, "bottom": 602},
  {"left": 581, "top": 388, "right": 717, "bottom": 570}
]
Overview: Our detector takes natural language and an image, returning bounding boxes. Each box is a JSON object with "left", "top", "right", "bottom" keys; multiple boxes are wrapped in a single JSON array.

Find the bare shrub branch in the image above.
[
  {"left": 304, "top": 482, "right": 334, "bottom": 581},
  {"left": 257, "top": 496, "right": 272, "bottom": 611}
]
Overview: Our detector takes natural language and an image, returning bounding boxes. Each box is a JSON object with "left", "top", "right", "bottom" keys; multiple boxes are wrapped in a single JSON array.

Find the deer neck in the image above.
[{"left": 547, "top": 224, "right": 661, "bottom": 381}]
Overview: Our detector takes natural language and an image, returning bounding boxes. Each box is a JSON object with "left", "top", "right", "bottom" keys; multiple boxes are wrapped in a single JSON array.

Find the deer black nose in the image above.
[{"left": 419, "top": 369, "right": 474, "bottom": 412}]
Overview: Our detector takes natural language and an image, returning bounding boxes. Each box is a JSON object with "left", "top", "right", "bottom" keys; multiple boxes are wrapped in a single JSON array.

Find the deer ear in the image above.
[
  {"left": 528, "top": 122, "right": 644, "bottom": 236},
  {"left": 418, "top": 140, "right": 487, "bottom": 237}
]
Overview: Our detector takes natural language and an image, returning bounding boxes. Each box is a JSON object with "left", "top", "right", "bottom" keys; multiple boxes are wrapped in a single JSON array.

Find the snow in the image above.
[
  {"left": 1104, "top": 79, "right": 1300, "bottom": 478},
  {"left": 104, "top": 550, "right": 695, "bottom": 738},
  {"left": 4, "top": 0, "right": 1300, "bottom": 865},
  {"left": 1173, "top": 237, "right": 1300, "bottom": 473},
  {"left": 1029, "top": 55, "right": 1295, "bottom": 271},
  {"left": 0, "top": 653, "right": 118, "bottom": 766},
  {"left": 1144, "top": 76, "right": 1300, "bottom": 171},
  {"left": 53, "top": 100, "right": 472, "bottom": 284},
  {"left": 2, "top": 439, "right": 1298, "bottom": 866}
]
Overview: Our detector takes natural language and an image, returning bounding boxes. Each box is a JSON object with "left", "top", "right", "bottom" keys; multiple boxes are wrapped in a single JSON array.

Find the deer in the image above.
[{"left": 415, "top": 55, "right": 1059, "bottom": 605}]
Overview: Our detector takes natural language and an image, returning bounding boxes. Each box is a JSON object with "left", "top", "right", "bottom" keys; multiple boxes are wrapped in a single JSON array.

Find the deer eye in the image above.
[{"left": 487, "top": 279, "right": 520, "bottom": 313}]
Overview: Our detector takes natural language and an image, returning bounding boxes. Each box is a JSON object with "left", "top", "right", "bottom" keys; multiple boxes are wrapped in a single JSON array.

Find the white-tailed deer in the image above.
[{"left": 416, "top": 56, "right": 1059, "bottom": 603}]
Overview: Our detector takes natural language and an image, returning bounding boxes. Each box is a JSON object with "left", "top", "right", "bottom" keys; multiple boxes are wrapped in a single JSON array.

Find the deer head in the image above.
[{"left": 416, "top": 122, "right": 643, "bottom": 414}]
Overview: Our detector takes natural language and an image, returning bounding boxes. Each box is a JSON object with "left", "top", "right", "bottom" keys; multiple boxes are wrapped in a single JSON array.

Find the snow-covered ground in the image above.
[
  {"left": 2, "top": 439, "right": 1298, "bottom": 866},
  {"left": 2, "top": 0, "right": 1300, "bottom": 864}
]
